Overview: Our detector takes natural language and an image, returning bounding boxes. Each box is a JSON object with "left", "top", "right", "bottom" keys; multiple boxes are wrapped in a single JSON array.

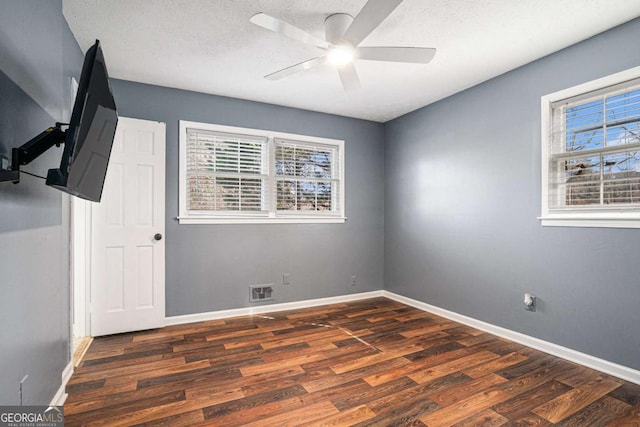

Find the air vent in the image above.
[{"left": 249, "top": 284, "right": 274, "bottom": 302}]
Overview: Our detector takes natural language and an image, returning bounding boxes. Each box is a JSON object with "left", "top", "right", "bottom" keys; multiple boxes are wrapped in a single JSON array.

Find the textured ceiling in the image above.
[{"left": 63, "top": 0, "right": 640, "bottom": 122}]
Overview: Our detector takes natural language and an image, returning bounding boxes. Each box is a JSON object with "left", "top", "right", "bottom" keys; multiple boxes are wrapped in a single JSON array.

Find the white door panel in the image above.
[{"left": 91, "top": 117, "right": 165, "bottom": 336}]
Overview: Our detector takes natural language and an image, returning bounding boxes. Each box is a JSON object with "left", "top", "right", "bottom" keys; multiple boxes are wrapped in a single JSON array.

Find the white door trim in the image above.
[{"left": 71, "top": 197, "right": 91, "bottom": 338}]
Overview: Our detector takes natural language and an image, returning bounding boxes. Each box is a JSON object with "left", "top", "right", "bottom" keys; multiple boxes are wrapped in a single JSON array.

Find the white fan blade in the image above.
[
  {"left": 250, "top": 13, "right": 330, "bottom": 50},
  {"left": 357, "top": 47, "right": 436, "bottom": 63},
  {"left": 341, "top": 0, "right": 403, "bottom": 46},
  {"left": 265, "top": 56, "right": 325, "bottom": 80},
  {"left": 338, "top": 63, "right": 361, "bottom": 91}
]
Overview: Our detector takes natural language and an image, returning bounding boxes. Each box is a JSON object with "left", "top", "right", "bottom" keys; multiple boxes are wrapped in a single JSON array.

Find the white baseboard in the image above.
[
  {"left": 383, "top": 291, "right": 640, "bottom": 386},
  {"left": 50, "top": 361, "right": 73, "bottom": 406},
  {"left": 165, "top": 290, "right": 385, "bottom": 326}
]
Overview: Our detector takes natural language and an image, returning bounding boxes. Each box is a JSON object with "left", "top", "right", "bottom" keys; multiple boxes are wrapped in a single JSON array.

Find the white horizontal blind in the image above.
[
  {"left": 548, "top": 79, "right": 640, "bottom": 210},
  {"left": 186, "top": 128, "right": 267, "bottom": 213},
  {"left": 274, "top": 139, "right": 340, "bottom": 214}
]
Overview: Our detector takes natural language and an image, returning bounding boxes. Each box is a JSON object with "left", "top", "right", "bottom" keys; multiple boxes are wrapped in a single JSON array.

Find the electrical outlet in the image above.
[
  {"left": 351, "top": 275, "right": 357, "bottom": 286},
  {"left": 283, "top": 273, "right": 290, "bottom": 286},
  {"left": 524, "top": 293, "right": 536, "bottom": 312}
]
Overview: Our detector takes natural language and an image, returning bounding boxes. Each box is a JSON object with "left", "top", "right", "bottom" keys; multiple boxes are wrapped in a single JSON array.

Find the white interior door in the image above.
[{"left": 90, "top": 117, "right": 166, "bottom": 336}]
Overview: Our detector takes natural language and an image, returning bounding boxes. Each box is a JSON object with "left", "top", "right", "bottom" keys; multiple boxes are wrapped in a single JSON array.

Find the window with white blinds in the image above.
[
  {"left": 179, "top": 121, "right": 345, "bottom": 224},
  {"left": 274, "top": 139, "right": 340, "bottom": 214},
  {"left": 541, "top": 67, "right": 640, "bottom": 228},
  {"left": 186, "top": 129, "right": 267, "bottom": 213}
]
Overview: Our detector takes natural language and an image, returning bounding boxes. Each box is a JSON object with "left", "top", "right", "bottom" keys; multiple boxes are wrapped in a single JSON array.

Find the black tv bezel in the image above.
[
  {"left": 62, "top": 41, "right": 99, "bottom": 180},
  {"left": 46, "top": 39, "right": 118, "bottom": 202}
]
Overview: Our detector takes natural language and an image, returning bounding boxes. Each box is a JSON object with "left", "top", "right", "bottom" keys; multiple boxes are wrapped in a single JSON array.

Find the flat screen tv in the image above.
[{"left": 46, "top": 39, "right": 118, "bottom": 202}]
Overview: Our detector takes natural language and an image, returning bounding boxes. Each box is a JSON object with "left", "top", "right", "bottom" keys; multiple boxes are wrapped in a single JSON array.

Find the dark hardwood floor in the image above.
[{"left": 64, "top": 298, "right": 640, "bottom": 426}]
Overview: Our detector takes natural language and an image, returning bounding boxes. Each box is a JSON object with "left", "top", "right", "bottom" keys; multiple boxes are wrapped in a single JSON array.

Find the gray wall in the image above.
[
  {"left": 385, "top": 18, "right": 640, "bottom": 370},
  {"left": 110, "top": 80, "right": 385, "bottom": 316},
  {"left": 0, "top": 1, "right": 82, "bottom": 404},
  {"left": 2, "top": 2, "right": 637, "bottom": 405}
]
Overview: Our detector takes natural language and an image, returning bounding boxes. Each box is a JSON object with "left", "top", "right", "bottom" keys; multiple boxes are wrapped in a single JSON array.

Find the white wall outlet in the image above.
[
  {"left": 351, "top": 275, "right": 357, "bottom": 286},
  {"left": 283, "top": 273, "right": 290, "bottom": 286},
  {"left": 524, "top": 293, "right": 536, "bottom": 312}
]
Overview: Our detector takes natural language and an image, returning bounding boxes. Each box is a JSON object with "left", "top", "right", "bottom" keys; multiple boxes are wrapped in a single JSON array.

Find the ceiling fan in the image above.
[{"left": 250, "top": 0, "right": 436, "bottom": 91}]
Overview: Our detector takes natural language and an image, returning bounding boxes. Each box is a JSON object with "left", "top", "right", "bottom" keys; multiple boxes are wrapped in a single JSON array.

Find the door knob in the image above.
[{"left": 154, "top": 233, "right": 163, "bottom": 241}]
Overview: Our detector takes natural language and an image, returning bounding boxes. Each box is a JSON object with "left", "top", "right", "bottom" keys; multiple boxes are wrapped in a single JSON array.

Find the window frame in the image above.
[
  {"left": 540, "top": 66, "right": 640, "bottom": 228},
  {"left": 179, "top": 121, "right": 345, "bottom": 224}
]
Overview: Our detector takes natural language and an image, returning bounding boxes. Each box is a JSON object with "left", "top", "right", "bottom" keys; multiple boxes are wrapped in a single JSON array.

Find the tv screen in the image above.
[{"left": 46, "top": 39, "right": 118, "bottom": 202}]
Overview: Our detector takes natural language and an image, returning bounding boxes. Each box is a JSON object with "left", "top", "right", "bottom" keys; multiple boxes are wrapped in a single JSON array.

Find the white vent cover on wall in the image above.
[{"left": 249, "top": 284, "right": 274, "bottom": 302}]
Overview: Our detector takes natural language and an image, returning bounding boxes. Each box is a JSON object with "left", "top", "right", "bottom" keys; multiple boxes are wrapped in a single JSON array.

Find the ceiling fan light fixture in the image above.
[
  {"left": 327, "top": 46, "right": 354, "bottom": 67},
  {"left": 251, "top": 0, "right": 435, "bottom": 90}
]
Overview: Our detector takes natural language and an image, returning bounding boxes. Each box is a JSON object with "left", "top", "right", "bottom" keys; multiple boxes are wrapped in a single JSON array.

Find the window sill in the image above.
[
  {"left": 538, "top": 214, "right": 640, "bottom": 229},
  {"left": 178, "top": 216, "right": 347, "bottom": 225}
]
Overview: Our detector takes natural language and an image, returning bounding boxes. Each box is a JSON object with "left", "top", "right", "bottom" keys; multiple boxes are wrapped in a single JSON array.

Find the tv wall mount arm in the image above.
[{"left": 0, "top": 123, "right": 68, "bottom": 184}]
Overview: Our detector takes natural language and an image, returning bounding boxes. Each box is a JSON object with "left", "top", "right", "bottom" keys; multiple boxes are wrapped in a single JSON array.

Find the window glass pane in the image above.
[
  {"left": 275, "top": 142, "right": 334, "bottom": 179},
  {"left": 277, "top": 179, "right": 336, "bottom": 212},
  {"left": 275, "top": 145, "right": 295, "bottom": 176},
  {"left": 240, "top": 178, "right": 263, "bottom": 211},
  {"left": 295, "top": 147, "right": 314, "bottom": 177},
  {"left": 607, "top": 122, "right": 640, "bottom": 147},
  {"left": 316, "top": 181, "right": 333, "bottom": 211},
  {"left": 565, "top": 100, "right": 603, "bottom": 152},
  {"left": 566, "top": 128, "right": 604, "bottom": 152},
  {"left": 308, "top": 150, "right": 333, "bottom": 179},
  {"left": 216, "top": 177, "right": 240, "bottom": 210},
  {"left": 606, "top": 89, "right": 640, "bottom": 124},
  {"left": 603, "top": 151, "right": 640, "bottom": 205},
  {"left": 239, "top": 144, "right": 263, "bottom": 174},
  {"left": 296, "top": 181, "right": 316, "bottom": 211},
  {"left": 277, "top": 180, "right": 296, "bottom": 210},
  {"left": 565, "top": 155, "right": 601, "bottom": 206},
  {"left": 188, "top": 175, "right": 215, "bottom": 211}
]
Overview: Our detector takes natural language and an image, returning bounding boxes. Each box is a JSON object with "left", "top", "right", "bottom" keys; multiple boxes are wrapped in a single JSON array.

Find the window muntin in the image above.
[{"left": 179, "top": 121, "right": 345, "bottom": 224}]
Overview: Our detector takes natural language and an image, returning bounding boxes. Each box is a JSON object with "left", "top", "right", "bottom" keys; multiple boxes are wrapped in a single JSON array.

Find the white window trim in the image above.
[
  {"left": 540, "top": 66, "right": 640, "bottom": 228},
  {"left": 179, "top": 121, "right": 346, "bottom": 224}
]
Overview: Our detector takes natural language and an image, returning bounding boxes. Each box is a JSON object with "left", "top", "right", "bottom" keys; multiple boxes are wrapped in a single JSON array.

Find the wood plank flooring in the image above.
[{"left": 64, "top": 298, "right": 640, "bottom": 426}]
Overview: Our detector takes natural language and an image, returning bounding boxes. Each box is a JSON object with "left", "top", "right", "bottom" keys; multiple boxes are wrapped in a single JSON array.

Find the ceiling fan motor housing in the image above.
[{"left": 324, "top": 13, "right": 354, "bottom": 44}]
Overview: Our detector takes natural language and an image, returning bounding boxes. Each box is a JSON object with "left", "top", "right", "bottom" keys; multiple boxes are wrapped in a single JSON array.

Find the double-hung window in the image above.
[
  {"left": 185, "top": 128, "right": 267, "bottom": 214},
  {"left": 541, "top": 67, "right": 640, "bottom": 228},
  {"left": 179, "top": 121, "right": 345, "bottom": 224},
  {"left": 274, "top": 139, "right": 339, "bottom": 214}
]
